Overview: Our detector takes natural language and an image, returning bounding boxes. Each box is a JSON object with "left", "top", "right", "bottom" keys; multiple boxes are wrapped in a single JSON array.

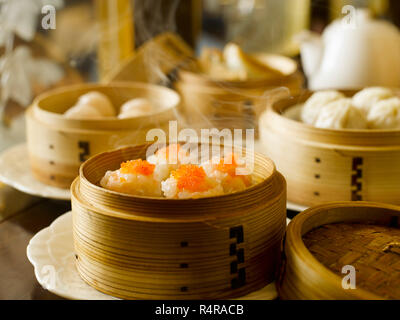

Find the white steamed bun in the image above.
[
  {"left": 367, "top": 97, "right": 400, "bottom": 129},
  {"left": 314, "top": 98, "right": 368, "bottom": 130},
  {"left": 301, "top": 90, "right": 345, "bottom": 125},
  {"left": 352, "top": 87, "right": 394, "bottom": 115}
]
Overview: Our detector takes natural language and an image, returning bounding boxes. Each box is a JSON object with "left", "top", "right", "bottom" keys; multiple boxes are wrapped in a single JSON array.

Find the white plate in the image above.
[
  {"left": 27, "top": 212, "right": 291, "bottom": 300},
  {"left": 287, "top": 201, "right": 308, "bottom": 212},
  {"left": 0, "top": 144, "right": 70, "bottom": 200}
]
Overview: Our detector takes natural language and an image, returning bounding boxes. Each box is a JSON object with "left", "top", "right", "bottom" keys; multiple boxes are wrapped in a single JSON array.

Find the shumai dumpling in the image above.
[
  {"left": 314, "top": 98, "right": 368, "bottom": 130},
  {"left": 161, "top": 165, "right": 224, "bottom": 199},
  {"left": 352, "top": 87, "right": 394, "bottom": 115},
  {"left": 301, "top": 90, "right": 345, "bottom": 125},
  {"left": 201, "top": 153, "right": 252, "bottom": 194},
  {"left": 147, "top": 144, "right": 195, "bottom": 182},
  {"left": 100, "top": 159, "right": 162, "bottom": 197},
  {"left": 368, "top": 97, "right": 400, "bottom": 129}
]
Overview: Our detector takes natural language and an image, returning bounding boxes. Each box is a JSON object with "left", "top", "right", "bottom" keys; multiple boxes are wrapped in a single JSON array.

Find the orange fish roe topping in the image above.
[
  {"left": 120, "top": 159, "right": 155, "bottom": 176},
  {"left": 172, "top": 165, "right": 211, "bottom": 192},
  {"left": 216, "top": 154, "right": 240, "bottom": 177},
  {"left": 217, "top": 154, "right": 251, "bottom": 186}
]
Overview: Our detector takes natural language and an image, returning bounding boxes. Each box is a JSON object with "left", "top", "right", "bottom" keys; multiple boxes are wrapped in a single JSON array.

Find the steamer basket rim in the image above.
[
  {"left": 284, "top": 201, "right": 400, "bottom": 300},
  {"left": 78, "top": 143, "right": 279, "bottom": 204},
  {"left": 31, "top": 82, "right": 180, "bottom": 123},
  {"left": 71, "top": 174, "right": 287, "bottom": 222}
]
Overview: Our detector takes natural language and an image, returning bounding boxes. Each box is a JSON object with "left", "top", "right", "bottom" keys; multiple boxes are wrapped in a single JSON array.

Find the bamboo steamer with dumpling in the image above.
[
  {"left": 71, "top": 143, "right": 287, "bottom": 300},
  {"left": 278, "top": 202, "right": 400, "bottom": 300},
  {"left": 26, "top": 83, "right": 180, "bottom": 189},
  {"left": 259, "top": 89, "right": 400, "bottom": 207},
  {"left": 175, "top": 51, "right": 304, "bottom": 133}
]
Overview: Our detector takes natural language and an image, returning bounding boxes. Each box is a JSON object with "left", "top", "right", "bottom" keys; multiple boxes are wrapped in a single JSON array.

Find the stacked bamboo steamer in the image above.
[
  {"left": 175, "top": 54, "right": 304, "bottom": 134},
  {"left": 259, "top": 90, "right": 400, "bottom": 207},
  {"left": 26, "top": 83, "right": 180, "bottom": 189},
  {"left": 71, "top": 143, "right": 287, "bottom": 299},
  {"left": 278, "top": 202, "right": 400, "bottom": 300}
]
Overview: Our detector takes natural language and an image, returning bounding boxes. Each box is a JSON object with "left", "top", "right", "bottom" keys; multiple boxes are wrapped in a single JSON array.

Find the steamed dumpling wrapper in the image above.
[
  {"left": 301, "top": 90, "right": 345, "bottom": 125},
  {"left": 352, "top": 87, "right": 395, "bottom": 115},
  {"left": 100, "top": 159, "right": 162, "bottom": 197},
  {"left": 222, "top": 43, "right": 283, "bottom": 80},
  {"left": 198, "top": 47, "right": 247, "bottom": 80},
  {"left": 118, "top": 98, "right": 154, "bottom": 119},
  {"left": 76, "top": 91, "right": 116, "bottom": 117},
  {"left": 198, "top": 43, "right": 282, "bottom": 80},
  {"left": 64, "top": 91, "right": 115, "bottom": 119},
  {"left": 368, "top": 97, "right": 400, "bottom": 129},
  {"left": 161, "top": 165, "right": 224, "bottom": 199},
  {"left": 314, "top": 98, "right": 368, "bottom": 130},
  {"left": 64, "top": 103, "right": 104, "bottom": 119},
  {"left": 201, "top": 153, "right": 252, "bottom": 194}
]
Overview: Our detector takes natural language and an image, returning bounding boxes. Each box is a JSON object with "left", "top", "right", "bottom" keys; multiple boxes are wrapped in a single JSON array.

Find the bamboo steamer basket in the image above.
[
  {"left": 71, "top": 143, "right": 287, "bottom": 299},
  {"left": 259, "top": 90, "right": 400, "bottom": 207},
  {"left": 175, "top": 54, "right": 304, "bottom": 133},
  {"left": 278, "top": 201, "right": 400, "bottom": 300},
  {"left": 26, "top": 83, "right": 180, "bottom": 189}
]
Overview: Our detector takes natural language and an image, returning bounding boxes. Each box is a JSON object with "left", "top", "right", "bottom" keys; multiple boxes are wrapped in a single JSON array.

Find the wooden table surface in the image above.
[{"left": 0, "top": 199, "right": 71, "bottom": 300}]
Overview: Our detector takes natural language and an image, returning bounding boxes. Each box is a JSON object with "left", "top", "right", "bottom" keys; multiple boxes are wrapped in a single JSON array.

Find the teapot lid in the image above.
[{"left": 323, "top": 8, "right": 400, "bottom": 40}]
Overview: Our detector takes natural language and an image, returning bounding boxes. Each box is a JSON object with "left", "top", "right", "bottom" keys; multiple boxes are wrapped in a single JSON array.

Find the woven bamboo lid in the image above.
[
  {"left": 278, "top": 202, "right": 400, "bottom": 300},
  {"left": 304, "top": 221, "right": 400, "bottom": 299}
]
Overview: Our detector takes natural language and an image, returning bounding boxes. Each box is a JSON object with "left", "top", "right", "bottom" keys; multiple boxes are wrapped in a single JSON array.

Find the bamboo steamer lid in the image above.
[
  {"left": 26, "top": 83, "right": 181, "bottom": 189},
  {"left": 175, "top": 54, "right": 304, "bottom": 133},
  {"left": 72, "top": 143, "right": 287, "bottom": 299},
  {"left": 259, "top": 90, "right": 400, "bottom": 207},
  {"left": 278, "top": 201, "right": 400, "bottom": 300}
]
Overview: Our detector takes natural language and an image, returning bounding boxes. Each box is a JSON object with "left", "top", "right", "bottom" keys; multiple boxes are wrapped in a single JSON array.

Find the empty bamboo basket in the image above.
[
  {"left": 175, "top": 54, "right": 304, "bottom": 133},
  {"left": 259, "top": 90, "right": 400, "bottom": 207},
  {"left": 71, "top": 143, "right": 287, "bottom": 299},
  {"left": 278, "top": 201, "right": 400, "bottom": 300},
  {"left": 26, "top": 83, "right": 180, "bottom": 189}
]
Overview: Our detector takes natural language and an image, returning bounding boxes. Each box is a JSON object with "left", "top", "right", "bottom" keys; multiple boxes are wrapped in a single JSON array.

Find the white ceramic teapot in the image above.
[{"left": 298, "top": 9, "right": 400, "bottom": 90}]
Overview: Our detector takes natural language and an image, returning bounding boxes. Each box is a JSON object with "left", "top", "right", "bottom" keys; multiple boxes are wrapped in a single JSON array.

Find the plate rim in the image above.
[{"left": 0, "top": 144, "right": 70, "bottom": 200}]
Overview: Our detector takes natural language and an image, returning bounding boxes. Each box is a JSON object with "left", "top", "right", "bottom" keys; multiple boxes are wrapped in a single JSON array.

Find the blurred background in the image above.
[
  {"left": 0, "top": 0, "right": 399, "bottom": 216},
  {"left": 1, "top": 0, "right": 400, "bottom": 147},
  {"left": 2, "top": 0, "right": 400, "bottom": 102}
]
